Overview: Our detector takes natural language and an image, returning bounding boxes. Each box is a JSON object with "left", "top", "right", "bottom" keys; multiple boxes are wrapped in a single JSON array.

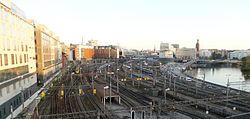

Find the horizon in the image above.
[{"left": 12, "top": 0, "right": 250, "bottom": 50}]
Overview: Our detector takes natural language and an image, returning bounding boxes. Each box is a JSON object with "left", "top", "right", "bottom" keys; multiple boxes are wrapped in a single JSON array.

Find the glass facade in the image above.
[{"left": 0, "top": 65, "right": 29, "bottom": 83}]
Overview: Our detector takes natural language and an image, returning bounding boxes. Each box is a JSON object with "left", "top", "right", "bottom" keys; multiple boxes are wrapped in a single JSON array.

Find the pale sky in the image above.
[{"left": 12, "top": 0, "right": 250, "bottom": 50}]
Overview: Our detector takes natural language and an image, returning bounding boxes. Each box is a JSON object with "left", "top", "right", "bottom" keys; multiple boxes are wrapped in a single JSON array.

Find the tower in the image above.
[{"left": 196, "top": 39, "right": 200, "bottom": 58}]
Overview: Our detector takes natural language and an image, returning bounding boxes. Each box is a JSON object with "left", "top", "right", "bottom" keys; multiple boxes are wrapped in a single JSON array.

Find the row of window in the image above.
[
  {"left": 0, "top": 65, "right": 29, "bottom": 83},
  {"left": 0, "top": 77, "right": 31, "bottom": 98},
  {"left": 0, "top": 53, "right": 29, "bottom": 66},
  {"left": 1, "top": 39, "right": 29, "bottom": 52},
  {"left": 0, "top": 89, "right": 32, "bottom": 119}
]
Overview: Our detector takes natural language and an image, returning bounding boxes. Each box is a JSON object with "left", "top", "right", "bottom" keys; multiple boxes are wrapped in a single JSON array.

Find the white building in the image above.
[
  {"left": 229, "top": 50, "right": 250, "bottom": 60},
  {"left": 176, "top": 48, "right": 196, "bottom": 59},
  {"left": 199, "top": 49, "right": 212, "bottom": 58},
  {"left": 159, "top": 43, "right": 177, "bottom": 58}
]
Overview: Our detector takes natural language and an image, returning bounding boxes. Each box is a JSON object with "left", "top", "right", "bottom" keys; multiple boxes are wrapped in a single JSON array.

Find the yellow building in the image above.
[
  {"left": 34, "top": 24, "right": 62, "bottom": 86},
  {"left": 0, "top": 1, "right": 37, "bottom": 119}
]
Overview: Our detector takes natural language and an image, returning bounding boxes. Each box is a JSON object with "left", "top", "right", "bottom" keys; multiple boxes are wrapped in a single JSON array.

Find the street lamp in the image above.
[
  {"left": 71, "top": 72, "right": 74, "bottom": 86},
  {"left": 116, "top": 68, "right": 120, "bottom": 93},
  {"left": 226, "top": 74, "right": 231, "bottom": 107},
  {"left": 130, "top": 63, "right": 134, "bottom": 86},
  {"left": 164, "top": 88, "right": 170, "bottom": 104},
  {"left": 103, "top": 86, "right": 109, "bottom": 111},
  {"left": 107, "top": 71, "right": 114, "bottom": 108}
]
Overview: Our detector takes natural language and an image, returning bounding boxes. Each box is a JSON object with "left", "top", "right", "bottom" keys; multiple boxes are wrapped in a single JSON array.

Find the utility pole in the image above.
[
  {"left": 164, "top": 75, "right": 167, "bottom": 104},
  {"left": 116, "top": 59, "right": 119, "bottom": 93},
  {"left": 130, "top": 63, "right": 134, "bottom": 86}
]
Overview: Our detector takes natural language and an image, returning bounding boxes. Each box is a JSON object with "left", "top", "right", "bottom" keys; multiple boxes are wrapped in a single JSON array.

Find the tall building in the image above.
[
  {"left": 0, "top": 1, "right": 38, "bottom": 118},
  {"left": 34, "top": 24, "right": 62, "bottom": 87},
  {"left": 196, "top": 39, "right": 200, "bottom": 58},
  {"left": 159, "top": 42, "right": 176, "bottom": 59}
]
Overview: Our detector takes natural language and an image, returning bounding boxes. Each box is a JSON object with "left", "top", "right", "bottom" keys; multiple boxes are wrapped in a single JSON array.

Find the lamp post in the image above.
[
  {"left": 226, "top": 74, "right": 231, "bottom": 107},
  {"left": 92, "top": 71, "right": 94, "bottom": 91},
  {"left": 165, "top": 88, "right": 170, "bottom": 104},
  {"left": 107, "top": 70, "right": 114, "bottom": 109},
  {"left": 116, "top": 68, "right": 120, "bottom": 93},
  {"left": 103, "top": 86, "right": 109, "bottom": 111},
  {"left": 130, "top": 63, "right": 134, "bottom": 86},
  {"left": 71, "top": 72, "right": 74, "bottom": 86}
]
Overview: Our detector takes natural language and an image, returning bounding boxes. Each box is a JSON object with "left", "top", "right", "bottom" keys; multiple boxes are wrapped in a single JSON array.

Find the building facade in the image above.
[
  {"left": 94, "top": 46, "right": 120, "bottom": 59},
  {"left": 229, "top": 50, "right": 250, "bottom": 60},
  {"left": 159, "top": 42, "right": 177, "bottom": 59},
  {"left": 34, "top": 24, "right": 62, "bottom": 87},
  {"left": 176, "top": 48, "right": 196, "bottom": 59},
  {"left": 199, "top": 49, "right": 212, "bottom": 59},
  {"left": 0, "top": 1, "right": 37, "bottom": 118},
  {"left": 70, "top": 44, "right": 94, "bottom": 61}
]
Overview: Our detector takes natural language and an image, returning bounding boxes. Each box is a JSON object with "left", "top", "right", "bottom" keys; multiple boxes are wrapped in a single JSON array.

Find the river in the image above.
[{"left": 185, "top": 67, "right": 250, "bottom": 92}]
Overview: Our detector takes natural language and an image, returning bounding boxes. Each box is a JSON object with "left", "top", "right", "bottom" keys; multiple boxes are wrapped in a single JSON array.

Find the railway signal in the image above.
[
  {"left": 93, "top": 88, "right": 97, "bottom": 95},
  {"left": 41, "top": 91, "right": 45, "bottom": 98},
  {"left": 79, "top": 89, "right": 84, "bottom": 95},
  {"left": 60, "top": 89, "right": 64, "bottom": 97}
]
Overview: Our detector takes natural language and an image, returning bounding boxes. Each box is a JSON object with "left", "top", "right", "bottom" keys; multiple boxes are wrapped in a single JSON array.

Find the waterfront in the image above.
[{"left": 185, "top": 67, "right": 250, "bottom": 92}]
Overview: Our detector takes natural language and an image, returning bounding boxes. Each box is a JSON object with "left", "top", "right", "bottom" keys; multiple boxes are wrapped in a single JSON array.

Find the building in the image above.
[
  {"left": 159, "top": 42, "right": 177, "bottom": 59},
  {"left": 172, "top": 44, "right": 179, "bottom": 49},
  {"left": 0, "top": 1, "right": 38, "bottom": 118},
  {"left": 61, "top": 43, "right": 70, "bottom": 68},
  {"left": 123, "top": 49, "right": 139, "bottom": 58},
  {"left": 34, "top": 24, "right": 62, "bottom": 87},
  {"left": 176, "top": 48, "right": 196, "bottom": 59},
  {"left": 199, "top": 49, "right": 212, "bottom": 59},
  {"left": 229, "top": 50, "right": 250, "bottom": 60},
  {"left": 94, "top": 46, "right": 120, "bottom": 59},
  {"left": 70, "top": 44, "right": 94, "bottom": 61}
]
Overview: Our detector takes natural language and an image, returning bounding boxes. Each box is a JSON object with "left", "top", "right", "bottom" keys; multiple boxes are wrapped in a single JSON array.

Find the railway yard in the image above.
[{"left": 31, "top": 59, "right": 250, "bottom": 119}]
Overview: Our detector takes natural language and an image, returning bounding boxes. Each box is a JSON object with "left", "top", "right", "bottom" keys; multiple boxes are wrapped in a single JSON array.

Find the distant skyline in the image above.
[{"left": 12, "top": 0, "right": 250, "bottom": 50}]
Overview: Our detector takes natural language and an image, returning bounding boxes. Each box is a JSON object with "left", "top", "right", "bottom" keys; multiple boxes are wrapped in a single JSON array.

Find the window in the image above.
[
  {"left": 13, "top": 83, "right": 16, "bottom": 90},
  {"left": 20, "top": 54, "right": 22, "bottom": 63},
  {"left": 6, "top": 86, "right": 10, "bottom": 94},
  {"left": 27, "top": 54, "right": 29, "bottom": 62},
  {"left": 0, "top": 54, "right": 2, "bottom": 66},
  {"left": 15, "top": 54, "right": 17, "bottom": 64},
  {"left": 3, "top": 107, "right": 6, "bottom": 115},
  {"left": 21, "top": 42, "right": 24, "bottom": 51},
  {"left": 26, "top": 45, "right": 28, "bottom": 52},
  {"left": 0, "top": 88, "right": 2, "bottom": 97},
  {"left": 11, "top": 54, "right": 14, "bottom": 64},
  {"left": 19, "top": 80, "right": 22, "bottom": 87},
  {"left": 4, "top": 54, "right": 8, "bottom": 66},
  {"left": 24, "top": 54, "right": 26, "bottom": 63}
]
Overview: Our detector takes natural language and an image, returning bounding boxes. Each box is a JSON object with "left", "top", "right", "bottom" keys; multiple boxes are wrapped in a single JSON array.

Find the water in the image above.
[{"left": 185, "top": 67, "right": 250, "bottom": 92}]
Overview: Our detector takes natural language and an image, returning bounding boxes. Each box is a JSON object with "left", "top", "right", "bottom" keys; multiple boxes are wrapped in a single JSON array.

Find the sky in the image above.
[{"left": 12, "top": 0, "right": 250, "bottom": 50}]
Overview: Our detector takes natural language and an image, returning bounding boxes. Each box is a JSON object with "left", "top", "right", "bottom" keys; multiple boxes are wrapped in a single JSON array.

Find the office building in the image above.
[
  {"left": 0, "top": 1, "right": 37, "bottom": 118},
  {"left": 34, "top": 24, "right": 62, "bottom": 87}
]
